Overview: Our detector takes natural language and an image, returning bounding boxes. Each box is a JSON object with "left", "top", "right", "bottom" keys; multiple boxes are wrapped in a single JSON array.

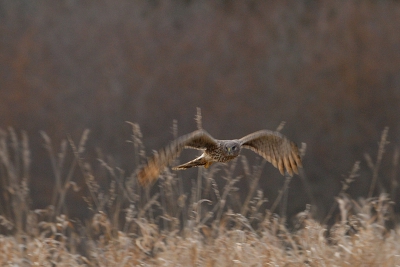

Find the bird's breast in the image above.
[{"left": 206, "top": 147, "right": 236, "bottom": 163}]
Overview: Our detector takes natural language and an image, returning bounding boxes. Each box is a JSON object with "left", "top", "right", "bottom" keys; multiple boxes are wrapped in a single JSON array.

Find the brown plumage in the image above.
[{"left": 137, "top": 129, "right": 302, "bottom": 186}]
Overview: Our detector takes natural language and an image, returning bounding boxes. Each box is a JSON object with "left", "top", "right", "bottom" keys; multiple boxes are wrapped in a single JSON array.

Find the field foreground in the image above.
[
  {"left": 0, "top": 126, "right": 399, "bottom": 266},
  {"left": 0, "top": 203, "right": 399, "bottom": 266}
]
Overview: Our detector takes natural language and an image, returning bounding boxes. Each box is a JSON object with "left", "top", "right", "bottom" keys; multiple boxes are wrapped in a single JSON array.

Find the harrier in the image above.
[{"left": 137, "top": 129, "right": 302, "bottom": 186}]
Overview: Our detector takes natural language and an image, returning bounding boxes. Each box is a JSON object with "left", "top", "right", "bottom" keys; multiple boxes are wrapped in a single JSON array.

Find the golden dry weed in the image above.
[{"left": 0, "top": 126, "right": 399, "bottom": 266}]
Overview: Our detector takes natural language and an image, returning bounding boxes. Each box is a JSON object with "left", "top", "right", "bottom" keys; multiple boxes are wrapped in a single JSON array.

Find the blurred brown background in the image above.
[{"left": 1, "top": 0, "right": 399, "bottom": 220}]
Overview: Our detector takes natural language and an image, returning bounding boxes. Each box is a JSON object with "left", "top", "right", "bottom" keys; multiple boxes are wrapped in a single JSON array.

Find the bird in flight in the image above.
[{"left": 137, "top": 129, "right": 302, "bottom": 186}]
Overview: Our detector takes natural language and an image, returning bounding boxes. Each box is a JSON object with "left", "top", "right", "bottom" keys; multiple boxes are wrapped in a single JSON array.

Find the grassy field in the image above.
[{"left": 0, "top": 124, "right": 399, "bottom": 266}]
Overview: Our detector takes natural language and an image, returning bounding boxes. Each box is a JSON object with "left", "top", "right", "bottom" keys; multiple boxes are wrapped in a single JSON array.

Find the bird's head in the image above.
[{"left": 224, "top": 141, "right": 241, "bottom": 156}]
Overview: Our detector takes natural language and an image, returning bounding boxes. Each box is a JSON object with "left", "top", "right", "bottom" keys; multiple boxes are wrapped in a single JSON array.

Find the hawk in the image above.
[{"left": 137, "top": 129, "right": 302, "bottom": 186}]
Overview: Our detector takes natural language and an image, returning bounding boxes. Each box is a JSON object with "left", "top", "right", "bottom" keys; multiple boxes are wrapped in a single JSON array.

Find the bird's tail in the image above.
[{"left": 172, "top": 156, "right": 211, "bottom": 170}]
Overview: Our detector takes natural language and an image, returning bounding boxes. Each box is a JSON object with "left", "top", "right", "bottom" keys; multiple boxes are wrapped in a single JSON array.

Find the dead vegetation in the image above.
[{"left": 0, "top": 123, "right": 399, "bottom": 266}]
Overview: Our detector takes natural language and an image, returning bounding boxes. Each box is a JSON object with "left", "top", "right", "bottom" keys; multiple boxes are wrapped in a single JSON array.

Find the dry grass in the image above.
[{"left": 0, "top": 125, "right": 399, "bottom": 266}]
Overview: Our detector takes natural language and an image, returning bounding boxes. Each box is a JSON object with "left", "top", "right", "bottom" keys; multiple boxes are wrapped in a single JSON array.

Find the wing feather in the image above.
[
  {"left": 239, "top": 130, "right": 302, "bottom": 176},
  {"left": 137, "top": 130, "right": 217, "bottom": 186},
  {"left": 270, "top": 142, "right": 279, "bottom": 167},
  {"left": 278, "top": 159, "right": 285, "bottom": 175}
]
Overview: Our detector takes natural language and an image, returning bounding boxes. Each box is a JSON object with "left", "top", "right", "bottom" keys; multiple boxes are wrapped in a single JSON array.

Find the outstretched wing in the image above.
[
  {"left": 137, "top": 130, "right": 218, "bottom": 186},
  {"left": 239, "top": 130, "right": 302, "bottom": 176}
]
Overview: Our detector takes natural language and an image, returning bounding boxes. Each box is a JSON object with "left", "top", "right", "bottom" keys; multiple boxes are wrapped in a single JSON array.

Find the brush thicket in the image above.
[{"left": 0, "top": 123, "right": 399, "bottom": 266}]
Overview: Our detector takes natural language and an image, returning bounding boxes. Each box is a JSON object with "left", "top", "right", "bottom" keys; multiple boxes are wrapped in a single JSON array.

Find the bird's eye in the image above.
[{"left": 232, "top": 146, "right": 236, "bottom": 150}]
